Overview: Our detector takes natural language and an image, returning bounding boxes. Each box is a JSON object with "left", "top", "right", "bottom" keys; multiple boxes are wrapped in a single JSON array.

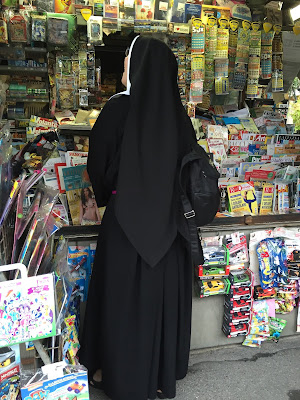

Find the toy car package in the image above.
[
  {"left": 202, "top": 245, "right": 229, "bottom": 266},
  {"left": 201, "top": 236, "right": 229, "bottom": 266},
  {"left": 196, "top": 278, "right": 230, "bottom": 298},
  {"left": 224, "top": 298, "right": 252, "bottom": 313},
  {"left": 225, "top": 232, "right": 249, "bottom": 266},
  {"left": 226, "top": 285, "right": 252, "bottom": 300},
  {"left": 222, "top": 322, "right": 248, "bottom": 337},
  {"left": 223, "top": 310, "right": 251, "bottom": 326},
  {"left": 253, "top": 286, "right": 277, "bottom": 300},
  {"left": 197, "top": 264, "right": 230, "bottom": 278},
  {"left": 228, "top": 269, "right": 252, "bottom": 287}
]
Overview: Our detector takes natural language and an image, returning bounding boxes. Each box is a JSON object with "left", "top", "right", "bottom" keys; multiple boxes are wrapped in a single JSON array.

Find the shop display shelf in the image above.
[
  {"left": 56, "top": 224, "right": 101, "bottom": 239},
  {"left": 6, "top": 97, "right": 49, "bottom": 103},
  {"left": 57, "top": 213, "right": 300, "bottom": 238},
  {"left": 202, "top": 213, "right": 300, "bottom": 231},
  {"left": 0, "top": 66, "right": 48, "bottom": 76},
  {"left": 58, "top": 124, "right": 92, "bottom": 132},
  {"left": 24, "top": 46, "right": 47, "bottom": 54}
]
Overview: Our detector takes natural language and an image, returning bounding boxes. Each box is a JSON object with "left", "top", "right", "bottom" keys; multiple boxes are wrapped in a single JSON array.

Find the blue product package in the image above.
[
  {"left": 184, "top": 3, "right": 202, "bottom": 22},
  {"left": 21, "top": 369, "right": 89, "bottom": 400},
  {"left": 68, "top": 245, "right": 91, "bottom": 302}
]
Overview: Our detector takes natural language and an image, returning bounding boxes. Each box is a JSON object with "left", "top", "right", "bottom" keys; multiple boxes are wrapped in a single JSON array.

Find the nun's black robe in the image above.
[{"left": 80, "top": 96, "right": 193, "bottom": 400}]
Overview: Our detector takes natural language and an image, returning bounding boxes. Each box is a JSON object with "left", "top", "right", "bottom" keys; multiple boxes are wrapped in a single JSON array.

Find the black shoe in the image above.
[
  {"left": 157, "top": 391, "right": 167, "bottom": 399},
  {"left": 89, "top": 376, "right": 104, "bottom": 390}
]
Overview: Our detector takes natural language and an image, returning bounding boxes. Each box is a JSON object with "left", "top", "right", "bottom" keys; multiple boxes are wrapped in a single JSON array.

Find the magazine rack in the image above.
[{"left": 0, "top": 263, "right": 57, "bottom": 365}]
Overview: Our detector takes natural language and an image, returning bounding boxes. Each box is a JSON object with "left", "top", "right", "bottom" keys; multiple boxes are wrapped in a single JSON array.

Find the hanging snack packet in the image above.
[
  {"left": 268, "top": 317, "right": 286, "bottom": 341},
  {"left": 31, "top": 14, "right": 46, "bottom": 42}
]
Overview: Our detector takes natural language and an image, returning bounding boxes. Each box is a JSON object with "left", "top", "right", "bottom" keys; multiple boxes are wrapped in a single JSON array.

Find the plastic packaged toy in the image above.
[
  {"left": 196, "top": 278, "right": 230, "bottom": 298},
  {"left": 31, "top": 13, "right": 46, "bottom": 42},
  {"left": 197, "top": 264, "right": 230, "bottom": 278},
  {"left": 222, "top": 322, "right": 248, "bottom": 337},
  {"left": 47, "top": 16, "right": 69, "bottom": 45},
  {"left": 223, "top": 310, "right": 250, "bottom": 326},
  {"left": 228, "top": 269, "right": 252, "bottom": 287},
  {"left": 224, "top": 298, "right": 252, "bottom": 313},
  {"left": 253, "top": 286, "right": 277, "bottom": 300},
  {"left": 225, "top": 232, "right": 249, "bottom": 266},
  {"left": 256, "top": 238, "right": 288, "bottom": 289},
  {"left": 243, "top": 300, "right": 270, "bottom": 347},
  {"left": 226, "top": 285, "right": 252, "bottom": 300}
]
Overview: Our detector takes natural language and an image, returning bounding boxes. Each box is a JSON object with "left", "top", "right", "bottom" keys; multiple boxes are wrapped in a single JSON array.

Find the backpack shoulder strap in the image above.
[{"left": 179, "top": 150, "right": 204, "bottom": 266}]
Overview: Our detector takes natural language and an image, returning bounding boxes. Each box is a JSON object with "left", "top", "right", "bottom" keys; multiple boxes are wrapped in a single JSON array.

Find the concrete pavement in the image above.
[{"left": 90, "top": 335, "right": 300, "bottom": 400}]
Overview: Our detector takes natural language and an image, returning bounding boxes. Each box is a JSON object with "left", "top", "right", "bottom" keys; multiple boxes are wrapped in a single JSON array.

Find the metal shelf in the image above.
[{"left": 0, "top": 66, "right": 48, "bottom": 76}]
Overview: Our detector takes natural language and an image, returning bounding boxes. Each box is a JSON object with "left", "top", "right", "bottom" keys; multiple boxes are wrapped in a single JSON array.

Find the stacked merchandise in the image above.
[
  {"left": 195, "top": 235, "right": 230, "bottom": 298},
  {"left": 194, "top": 110, "right": 300, "bottom": 217},
  {"left": 221, "top": 232, "right": 253, "bottom": 337},
  {"left": 223, "top": 268, "right": 253, "bottom": 337}
]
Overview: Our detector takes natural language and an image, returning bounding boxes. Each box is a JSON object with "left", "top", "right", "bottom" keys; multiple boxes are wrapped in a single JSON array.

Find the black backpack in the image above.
[{"left": 179, "top": 144, "right": 220, "bottom": 265}]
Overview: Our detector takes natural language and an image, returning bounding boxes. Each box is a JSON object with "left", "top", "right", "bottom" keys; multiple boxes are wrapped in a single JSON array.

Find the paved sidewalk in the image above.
[{"left": 90, "top": 335, "right": 300, "bottom": 400}]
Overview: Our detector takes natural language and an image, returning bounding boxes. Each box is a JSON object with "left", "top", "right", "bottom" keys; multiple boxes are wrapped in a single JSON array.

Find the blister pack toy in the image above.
[
  {"left": 197, "top": 264, "right": 230, "bottom": 278},
  {"left": 201, "top": 236, "right": 229, "bottom": 266},
  {"left": 256, "top": 238, "right": 288, "bottom": 289},
  {"left": 68, "top": 245, "right": 91, "bottom": 302},
  {"left": 228, "top": 269, "right": 252, "bottom": 287},
  {"left": 253, "top": 286, "right": 277, "bottom": 300},
  {"left": 196, "top": 278, "right": 230, "bottom": 298},
  {"left": 222, "top": 321, "right": 248, "bottom": 337},
  {"left": 224, "top": 298, "right": 252, "bottom": 313},
  {"left": 223, "top": 310, "right": 250, "bottom": 326},
  {"left": 225, "top": 232, "right": 248, "bottom": 266},
  {"left": 226, "top": 285, "right": 252, "bottom": 300}
]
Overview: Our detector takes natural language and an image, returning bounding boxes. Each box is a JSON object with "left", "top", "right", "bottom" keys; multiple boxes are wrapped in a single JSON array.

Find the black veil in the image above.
[{"left": 115, "top": 36, "right": 196, "bottom": 267}]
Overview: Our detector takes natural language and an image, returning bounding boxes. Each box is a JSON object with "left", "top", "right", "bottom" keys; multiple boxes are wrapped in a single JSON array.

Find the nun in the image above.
[{"left": 80, "top": 36, "right": 198, "bottom": 400}]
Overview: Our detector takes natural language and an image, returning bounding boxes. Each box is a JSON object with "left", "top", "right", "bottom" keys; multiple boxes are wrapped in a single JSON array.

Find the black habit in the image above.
[{"left": 80, "top": 37, "right": 198, "bottom": 400}]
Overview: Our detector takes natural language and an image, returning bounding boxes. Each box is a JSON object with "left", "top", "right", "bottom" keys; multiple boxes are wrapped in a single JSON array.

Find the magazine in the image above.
[
  {"left": 135, "top": 0, "right": 155, "bottom": 19},
  {"left": 62, "top": 165, "right": 101, "bottom": 226},
  {"left": 259, "top": 184, "right": 274, "bottom": 215},
  {"left": 227, "top": 181, "right": 258, "bottom": 215},
  {"left": 65, "top": 151, "right": 88, "bottom": 167}
]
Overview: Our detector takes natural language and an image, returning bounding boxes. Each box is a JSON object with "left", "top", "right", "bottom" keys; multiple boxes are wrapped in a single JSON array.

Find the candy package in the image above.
[{"left": 268, "top": 317, "right": 286, "bottom": 341}]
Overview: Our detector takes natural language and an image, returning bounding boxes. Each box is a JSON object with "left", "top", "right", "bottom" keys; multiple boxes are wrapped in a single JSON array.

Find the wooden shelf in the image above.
[{"left": 56, "top": 213, "right": 300, "bottom": 238}]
